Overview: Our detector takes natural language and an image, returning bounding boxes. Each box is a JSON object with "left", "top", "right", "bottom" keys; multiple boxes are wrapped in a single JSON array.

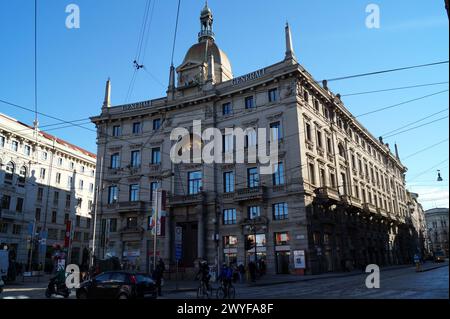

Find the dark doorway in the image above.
[
  {"left": 177, "top": 222, "right": 198, "bottom": 267},
  {"left": 275, "top": 251, "right": 290, "bottom": 274}
]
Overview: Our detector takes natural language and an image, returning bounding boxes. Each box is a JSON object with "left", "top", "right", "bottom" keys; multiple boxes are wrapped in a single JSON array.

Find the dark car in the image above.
[
  {"left": 434, "top": 251, "right": 446, "bottom": 263},
  {"left": 76, "top": 271, "right": 157, "bottom": 299}
]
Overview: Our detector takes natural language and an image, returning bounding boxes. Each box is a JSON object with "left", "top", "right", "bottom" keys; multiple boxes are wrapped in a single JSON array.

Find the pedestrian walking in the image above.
[
  {"left": 153, "top": 258, "right": 165, "bottom": 296},
  {"left": 238, "top": 263, "right": 245, "bottom": 284}
]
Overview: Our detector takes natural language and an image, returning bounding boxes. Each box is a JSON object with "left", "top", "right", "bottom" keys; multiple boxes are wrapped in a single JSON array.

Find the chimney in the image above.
[{"left": 322, "top": 80, "right": 328, "bottom": 90}]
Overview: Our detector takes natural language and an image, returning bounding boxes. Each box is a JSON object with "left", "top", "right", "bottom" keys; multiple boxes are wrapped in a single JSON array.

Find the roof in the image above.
[
  {"left": 0, "top": 112, "right": 97, "bottom": 159},
  {"left": 182, "top": 41, "right": 232, "bottom": 76}
]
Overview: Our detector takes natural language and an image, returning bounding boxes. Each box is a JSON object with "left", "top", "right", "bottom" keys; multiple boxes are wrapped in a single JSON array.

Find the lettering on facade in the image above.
[
  {"left": 122, "top": 101, "right": 152, "bottom": 111},
  {"left": 232, "top": 68, "right": 266, "bottom": 86}
]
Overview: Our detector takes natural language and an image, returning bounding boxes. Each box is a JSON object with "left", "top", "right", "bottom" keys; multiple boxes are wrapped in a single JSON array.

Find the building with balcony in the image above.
[
  {"left": 91, "top": 4, "right": 416, "bottom": 275},
  {"left": 425, "top": 208, "right": 449, "bottom": 257},
  {"left": 0, "top": 113, "right": 96, "bottom": 271}
]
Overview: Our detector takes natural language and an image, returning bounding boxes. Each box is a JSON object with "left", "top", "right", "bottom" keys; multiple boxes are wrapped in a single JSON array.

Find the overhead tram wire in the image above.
[
  {"left": 407, "top": 158, "right": 449, "bottom": 182},
  {"left": 341, "top": 81, "right": 449, "bottom": 97},
  {"left": 402, "top": 138, "right": 450, "bottom": 161},
  {"left": 383, "top": 116, "right": 449, "bottom": 139},
  {"left": 380, "top": 107, "right": 449, "bottom": 137},
  {"left": 320, "top": 60, "right": 449, "bottom": 83},
  {"left": 355, "top": 89, "right": 449, "bottom": 118}
]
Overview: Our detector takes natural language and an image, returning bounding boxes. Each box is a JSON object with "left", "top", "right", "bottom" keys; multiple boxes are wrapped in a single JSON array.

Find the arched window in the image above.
[
  {"left": 5, "top": 161, "right": 15, "bottom": 182},
  {"left": 338, "top": 144, "right": 346, "bottom": 158},
  {"left": 18, "top": 166, "right": 27, "bottom": 184}
]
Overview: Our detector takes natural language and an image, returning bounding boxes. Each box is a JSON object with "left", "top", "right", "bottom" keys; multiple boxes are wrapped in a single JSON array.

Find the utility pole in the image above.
[{"left": 90, "top": 157, "right": 104, "bottom": 268}]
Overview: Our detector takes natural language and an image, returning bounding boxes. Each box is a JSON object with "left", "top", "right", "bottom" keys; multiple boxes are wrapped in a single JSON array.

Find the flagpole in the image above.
[{"left": 153, "top": 188, "right": 159, "bottom": 272}]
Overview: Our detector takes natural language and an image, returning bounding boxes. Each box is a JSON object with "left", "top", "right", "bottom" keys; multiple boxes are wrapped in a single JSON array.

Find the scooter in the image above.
[{"left": 45, "top": 277, "right": 70, "bottom": 298}]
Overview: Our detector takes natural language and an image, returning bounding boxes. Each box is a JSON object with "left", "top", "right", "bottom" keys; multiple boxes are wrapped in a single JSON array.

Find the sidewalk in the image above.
[{"left": 163, "top": 261, "right": 448, "bottom": 294}]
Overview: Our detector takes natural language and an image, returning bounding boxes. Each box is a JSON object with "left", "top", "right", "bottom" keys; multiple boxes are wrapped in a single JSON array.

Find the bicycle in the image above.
[
  {"left": 196, "top": 280, "right": 212, "bottom": 299},
  {"left": 216, "top": 280, "right": 235, "bottom": 299}
]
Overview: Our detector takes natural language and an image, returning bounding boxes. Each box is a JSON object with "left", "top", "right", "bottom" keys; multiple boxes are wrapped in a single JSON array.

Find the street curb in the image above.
[{"left": 418, "top": 263, "right": 448, "bottom": 273}]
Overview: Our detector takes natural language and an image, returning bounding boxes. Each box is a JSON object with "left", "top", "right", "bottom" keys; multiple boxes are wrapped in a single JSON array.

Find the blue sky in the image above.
[{"left": 0, "top": 0, "right": 448, "bottom": 208}]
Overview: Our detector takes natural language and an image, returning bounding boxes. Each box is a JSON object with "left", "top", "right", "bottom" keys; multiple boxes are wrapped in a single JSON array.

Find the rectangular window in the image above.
[
  {"left": 248, "top": 206, "right": 261, "bottom": 219},
  {"left": 151, "top": 148, "right": 161, "bottom": 164},
  {"left": 305, "top": 123, "right": 312, "bottom": 141},
  {"left": 64, "top": 213, "right": 69, "bottom": 222},
  {"left": 274, "top": 232, "right": 290, "bottom": 246},
  {"left": 53, "top": 191, "right": 59, "bottom": 206},
  {"left": 223, "top": 235, "right": 238, "bottom": 248},
  {"left": 1, "top": 195, "right": 11, "bottom": 210},
  {"left": 68, "top": 176, "right": 73, "bottom": 188},
  {"left": 41, "top": 152, "right": 48, "bottom": 161},
  {"left": 268, "top": 88, "right": 278, "bottom": 103},
  {"left": 317, "top": 130, "right": 323, "bottom": 148},
  {"left": 314, "top": 99, "right": 320, "bottom": 112},
  {"left": 245, "top": 129, "right": 257, "bottom": 148},
  {"left": 37, "top": 187, "right": 44, "bottom": 202},
  {"left": 86, "top": 218, "right": 91, "bottom": 229},
  {"left": 245, "top": 96, "right": 255, "bottom": 109},
  {"left": 89, "top": 183, "right": 94, "bottom": 193},
  {"left": 88, "top": 200, "right": 93, "bottom": 211},
  {"left": 330, "top": 173, "right": 336, "bottom": 188},
  {"left": 223, "top": 209, "right": 237, "bottom": 225},
  {"left": 223, "top": 171, "right": 235, "bottom": 193},
  {"left": 188, "top": 171, "right": 202, "bottom": 195},
  {"left": 309, "top": 163, "right": 315, "bottom": 185},
  {"left": 273, "top": 203, "right": 288, "bottom": 220},
  {"left": 55, "top": 172, "right": 61, "bottom": 184},
  {"left": 108, "top": 186, "right": 118, "bottom": 204},
  {"left": 248, "top": 167, "right": 259, "bottom": 188},
  {"left": 0, "top": 136, "right": 5, "bottom": 148},
  {"left": 0, "top": 222, "right": 8, "bottom": 234},
  {"left": 12, "top": 224, "right": 21, "bottom": 235},
  {"left": 110, "top": 153, "right": 120, "bottom": 169},
  {"left": 35, "top": 208, "right": 41, "bottom": 222},
  {"left": 270, "top": 122, "right": 282, "bottom": 141},
  {"left": 79, "top": 179, "right": 84, "bottom": 190},
  {"left": 319, "top": 168, "right": 326, "bottom": 187},
  {"left": 132, "top": 122, "right": 141, "bottom": 134},
  {"left": 112, "top": 125, "right": 121, "bottom": 137},
  {"left": 11, "top": 140, "right": 18, "bottom": 152},
  {"left": 129, "top": 184, "right": 140, "bottom": 202},
  {"left": 51, "top": 211, "right": 57, "bottom": 223},
  {"left": 131, "top": 150, "right": 141, "bottom": 167},
  {"left": 246, "top": 234, "right": 266, "bottom": 248},
  {"left": 273, "top": 162, "right": 285, "bottom": 186},
  {"left": 58, "top": 158, "right": 63, "bottom": 166},
  {"left": 65, "top": 194, "right": 71, "bottom": 209},
  {"left": 76, "top": 216, "right": 81, "bottom": 227},
  {"left": 153, "top": 119, "right": 161, "bottom": 130},
  {"left": 77, "top": 198, "right": 82, "bottom": 208},
  {"left": 109, "top": 218, "right": 117, "bottom": 232},
  {"left": 222, "top": 102, "right": 232, "bottom": 115},
  {"left": 150, "top": 182, "right": 160, "bottom": 202},
  {"left": 24, "top": 145, "right": 31, "bottom": 156},
  {"left": 223, "top": 133, "right": 234, "bottom": 153},
  {"left": 16, "top": 197, "right": 24, "bottom": 212},
  {"left": 326, "top": 136, "right": 332, "bottom": 153},
  {"left": 40, "top": 168, "right": 46, "bottom": 179}
]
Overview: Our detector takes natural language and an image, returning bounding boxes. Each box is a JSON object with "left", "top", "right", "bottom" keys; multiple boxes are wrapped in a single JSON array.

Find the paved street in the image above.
[
  {"left": 1, "top": 264, "right": 447, "bottom": 299},
  {"left": 162, "top": 265, "right": 449, "bottom": 299}
]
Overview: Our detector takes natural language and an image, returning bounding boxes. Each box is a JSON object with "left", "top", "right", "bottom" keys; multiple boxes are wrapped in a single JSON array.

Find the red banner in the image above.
[{"left": 64, "top": 221, "right": 71, "bottom": 248}]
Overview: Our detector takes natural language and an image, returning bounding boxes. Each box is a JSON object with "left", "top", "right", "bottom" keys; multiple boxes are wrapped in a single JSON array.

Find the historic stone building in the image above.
[
  {"left": 0, "top": 113, "right": 96, "bottom": 270},
  {"left": 91, "top": 4, "right": 416, "bottom": 275},
  {"left": 425, "top": 208, "right": 449, "bottom": 257},
  {"left": 407, "top": 192, "right": 429, "bottom": 258}
]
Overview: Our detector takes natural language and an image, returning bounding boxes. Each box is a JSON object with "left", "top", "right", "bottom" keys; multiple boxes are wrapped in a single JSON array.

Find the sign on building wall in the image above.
[
  {"left": 293, "top": 250, "right": 306, "bottom": 269},
  {"left": 151, "top": 189, "right": 167, "bottom": 236},
  {"left": 175, "top": 226, "right": 182, "bottom": 261}
]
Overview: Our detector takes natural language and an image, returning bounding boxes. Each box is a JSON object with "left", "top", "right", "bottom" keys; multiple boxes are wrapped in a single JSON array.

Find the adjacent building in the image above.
[
  {"left": 407, "top": 192, "right": 430, "bottom": 258},
  {"left": 91, "top": 4, "right": 418, "bottom": 275},
  {"left": 425, "top": 208, "right": 449, "bottom": 257},
  {"left": 0, "top": 113, "right": 96, "bottom": 271}
]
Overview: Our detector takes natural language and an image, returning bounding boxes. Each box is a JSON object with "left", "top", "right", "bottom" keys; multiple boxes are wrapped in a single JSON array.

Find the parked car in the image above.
[
  {"left": 76, "top": 271, "right": 157, "bottom": 299},
  {"left": 434, "top": 251, "right": 446, "bottom": 263}
]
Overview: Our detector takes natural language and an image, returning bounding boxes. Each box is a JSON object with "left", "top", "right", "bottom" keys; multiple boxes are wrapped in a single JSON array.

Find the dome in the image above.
[{"left": 182, "top": 41, "right": 233, "bottom": 78}]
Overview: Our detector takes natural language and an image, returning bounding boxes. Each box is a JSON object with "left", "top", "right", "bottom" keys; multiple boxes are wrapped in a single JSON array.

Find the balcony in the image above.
[
  {"left": 350, "top": 196, "right": 362, "bottom": 208},
  {"left": 168, "top": 192, "right": 204, "bottom": 207},
  {"left": 107, "top": 201, "right": 146, "bottom": 214},
  {"left": 363, "top": 203, "right": 376, "bottom": 213},
  {"left": 148, "top": 164, "right": 162, "bottom": 176},
  {"left": 0, "top": 209, "right": 21, "bottom": 220},
  {"left": 234, "top": 186, "right": 266, "bottom": 203},
  {"left": 315, "top": 187, "right": 340, "bottom": 202},
  {"left": 120, "top": 226, "right": 144, "bottom": 234},
  {"left": 106, "top": 167, "right": 122, "bottom": 176}
]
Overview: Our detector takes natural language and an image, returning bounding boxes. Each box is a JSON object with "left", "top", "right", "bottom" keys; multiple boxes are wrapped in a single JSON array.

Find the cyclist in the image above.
[
  {"left": 219, "top": 263, "right": 233, "bottom": 297},
  {"left": 196, "top": 260, "right": 211, "bottom": 290}
]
